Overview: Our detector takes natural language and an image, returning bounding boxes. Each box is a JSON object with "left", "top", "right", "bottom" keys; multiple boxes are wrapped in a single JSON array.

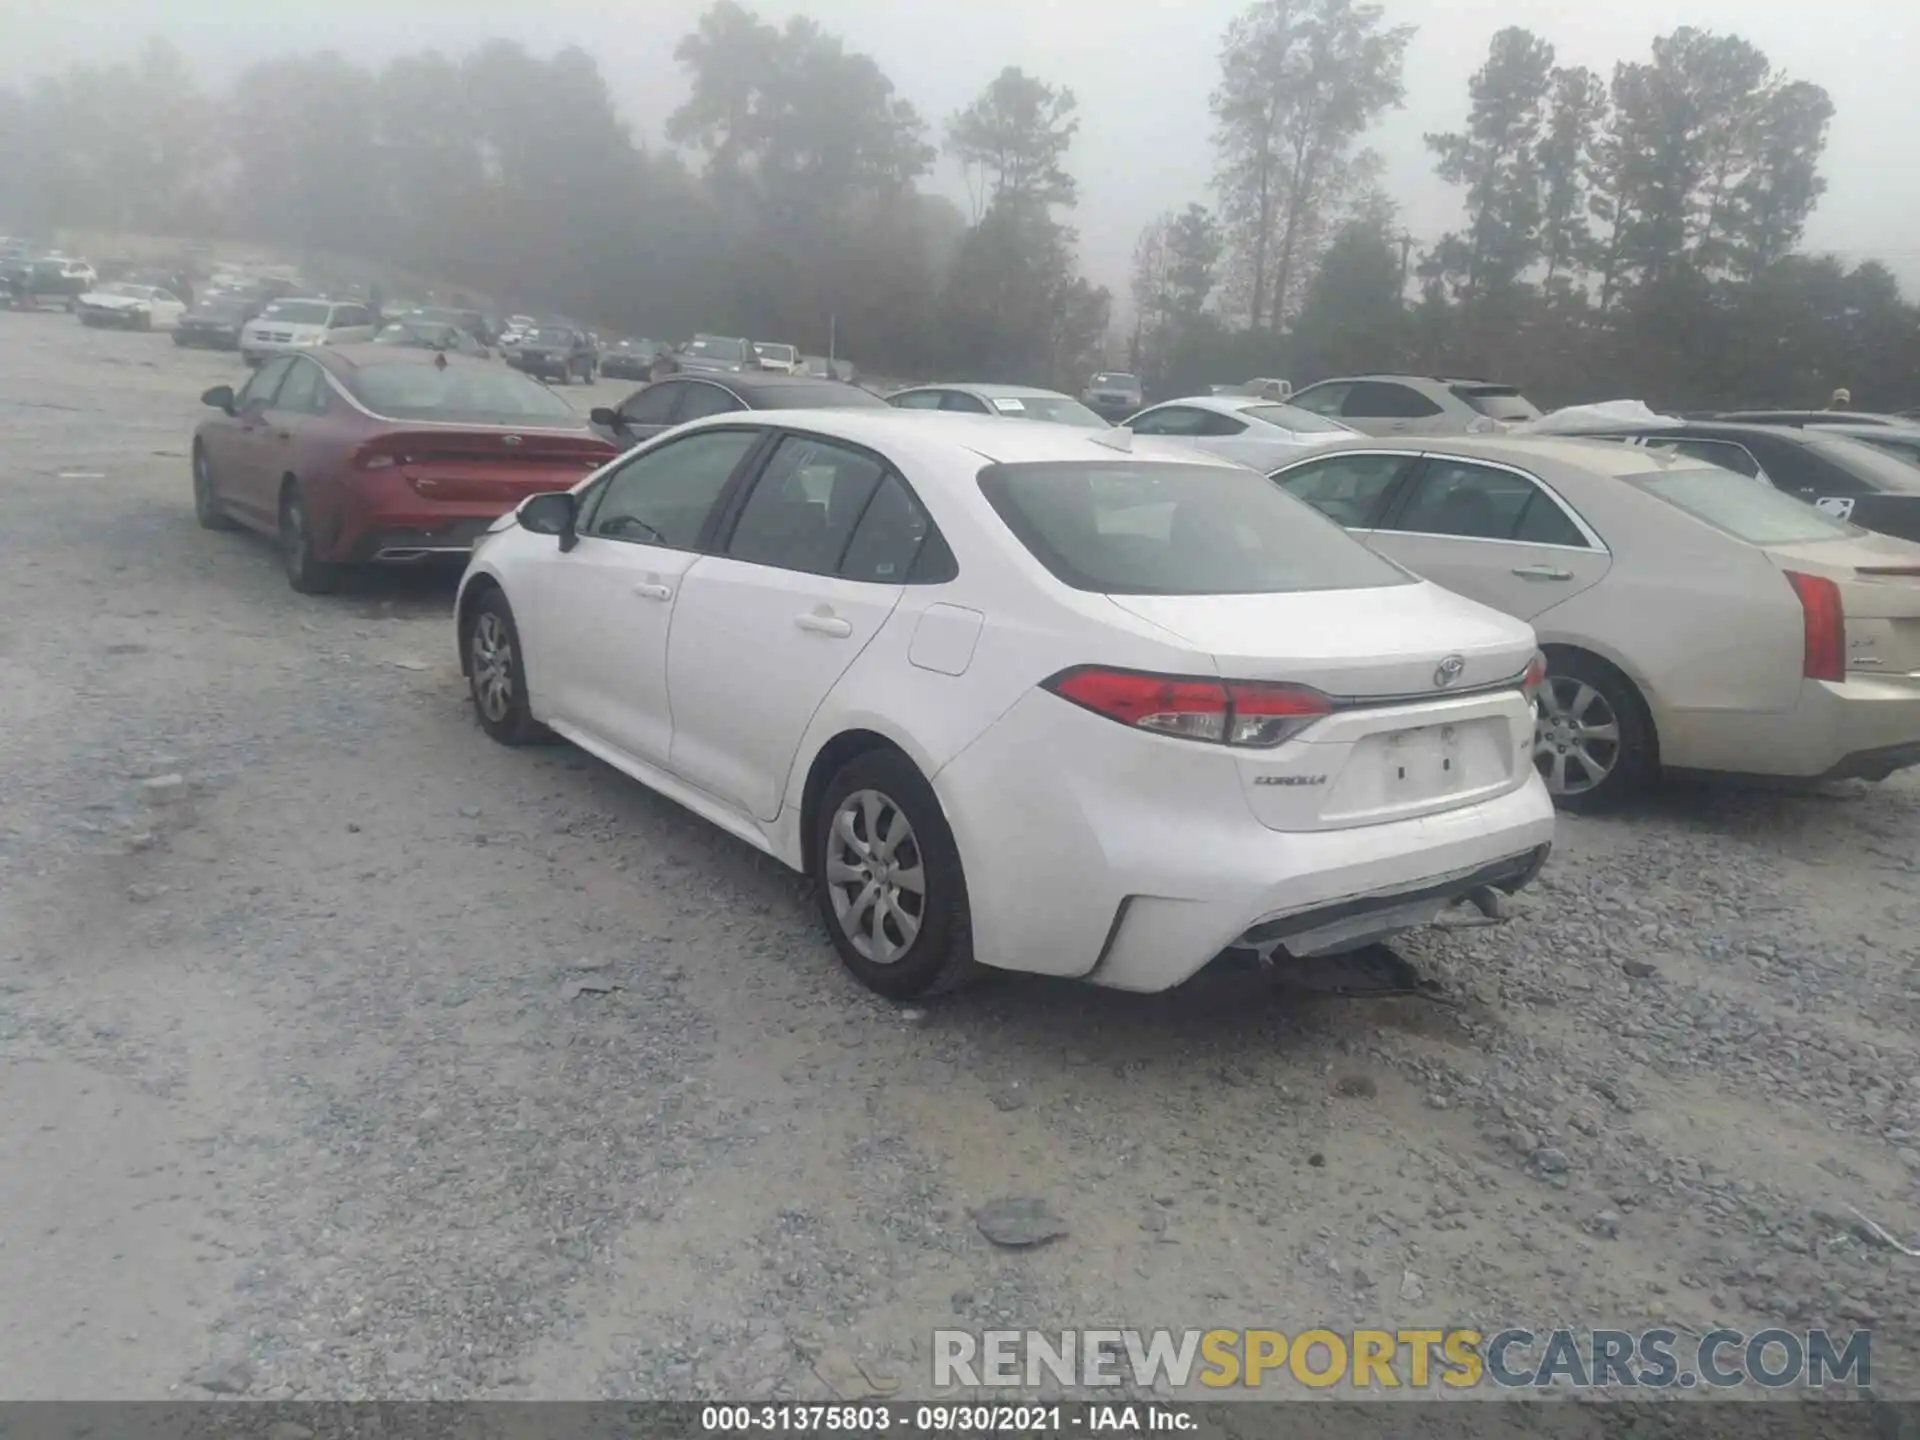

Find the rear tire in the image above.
[
  {"left": 1535, "top": 650, "right": 1656, "bottom": 813},
  {"left": 811, "top": 750, "right": 979, "bottom": 1000},
  {"left": 463, "top": 588, "right": 550, "bottom": 745},
  {"left": 279, "top": 483, "right": 343, "bottom": 595}
]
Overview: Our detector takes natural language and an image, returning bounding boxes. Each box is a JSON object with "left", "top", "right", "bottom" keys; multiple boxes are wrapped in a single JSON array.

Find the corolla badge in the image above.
[{"left": 1434, "top": 654, "right": 1466, "bottom": 688}]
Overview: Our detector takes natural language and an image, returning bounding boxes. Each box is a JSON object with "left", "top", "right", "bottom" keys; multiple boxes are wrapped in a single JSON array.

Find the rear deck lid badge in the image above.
[{"left": 1434, "top": 654, "right": 1465, "bottom": 687}]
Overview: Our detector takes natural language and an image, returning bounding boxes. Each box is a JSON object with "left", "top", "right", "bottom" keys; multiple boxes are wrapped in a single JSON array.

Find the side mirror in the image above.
[
  {"left": 201, "top": 384, "right": 235, "bottom": 413},
  {"left": 588, "top": 406, "right": 621, "bottom": 428},
  {"left": 519, "top": 491, "right": 579, "bottom": 549}
]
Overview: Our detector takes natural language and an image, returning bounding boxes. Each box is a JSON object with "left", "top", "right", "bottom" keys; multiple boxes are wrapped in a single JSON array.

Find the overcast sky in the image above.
[{"left": 9, "top": 0, "right": 1919, "bottom": 299}]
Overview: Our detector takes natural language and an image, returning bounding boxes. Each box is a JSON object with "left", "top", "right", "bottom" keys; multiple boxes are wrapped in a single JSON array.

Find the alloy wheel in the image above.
[
  {"left": 1534, "top": 674, "right": 1622, "bottom": 796},
  {"left": 824, "top": 789, "right": 926, "bottom": 964},
  {"left": 470, "top": 611, "right": 515, "bottom": 724}
]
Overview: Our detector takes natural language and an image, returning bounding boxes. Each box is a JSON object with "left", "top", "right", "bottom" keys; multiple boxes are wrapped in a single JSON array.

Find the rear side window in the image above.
[
  {"left": 1633, "top": 468, "right": 1857, "bottom": 544},
  {"left": 888, "top": 390, "right": 945, "bottom": 411},
  {"left": 1389, "top": 459, "right": 1589, "bottom": 547},
  {"left": 1245, "top": 404, "right": 1348, "bottom": 433},
  {"left": 1450, "top": 385, "right": 1541, "bottom": 423},
  {"left": 839, "top": 475, "right": 949, "bottom": 584},
  {"left": 1274, "top": 452, "right": 1418, "bottom": 526},
  {"left": 726, "top": 435, "right": 885, "bottom": 575},
  {"left": 976, "top": 461, "right": 1412, "bottom": 596}
]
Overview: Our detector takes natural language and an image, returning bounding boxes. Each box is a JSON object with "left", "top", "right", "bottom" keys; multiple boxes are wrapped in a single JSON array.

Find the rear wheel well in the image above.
[
  {"left": 1540, "top": 643, "right": 1660, "bottom": 767},
  {"left": 800, "top": 730, "right": 909, "bottom": 860},
  {"left": 456, "top": 576, "right": 503, "bottom": 676}
]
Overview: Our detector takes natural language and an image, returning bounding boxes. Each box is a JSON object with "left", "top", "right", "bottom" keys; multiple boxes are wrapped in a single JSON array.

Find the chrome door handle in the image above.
[
  {"left": 632, "top": 582, "right": 673, "bottom": 601},
  {"left": 1511, "top": 564, "right": 1573, "bottom": 581},
  {"left": 795, "top": 613, "right": 853, "bottom": 638}
]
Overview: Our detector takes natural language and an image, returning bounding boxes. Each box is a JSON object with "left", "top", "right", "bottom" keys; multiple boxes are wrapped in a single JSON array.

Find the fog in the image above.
[{"left": 8, "top": 0, "right": 1918, "bottom": 295}]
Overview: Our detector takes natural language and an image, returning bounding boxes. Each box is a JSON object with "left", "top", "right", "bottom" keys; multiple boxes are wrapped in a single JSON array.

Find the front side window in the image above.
[
  {"left": 617, "top": 382, "right": 683, "bottom": 427},
  {"left": 1387, "top": 459, "right": 1588, "bottom": 546},
  {"left": 259, "top": 301, "right": 331, "bottom": 326},
  {"left": 1274, "top": 452, "right": 1419, "bottom": 527},
  {"left": 271, "top": 359, "right": 329, "bottom": 415},
  {"left": 726, "top": 435, "right": 886, "bottom": 575},
  {"left": 585, "top": 429, "right": 761, "bottom": 549},
  {"left": 677, "top": 383, "right": 745, "bottom": 421},
  {"left": 977, "top": 461, "right": 1412, "bottom": 596},
  {"left": 238, "top": 356, "right": 296, "bottom": 409}
]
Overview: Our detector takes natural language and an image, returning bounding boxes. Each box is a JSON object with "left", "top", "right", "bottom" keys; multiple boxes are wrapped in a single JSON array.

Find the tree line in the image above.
[{"left": 2, "top": 0, "right": 1916, "bottom": 409}]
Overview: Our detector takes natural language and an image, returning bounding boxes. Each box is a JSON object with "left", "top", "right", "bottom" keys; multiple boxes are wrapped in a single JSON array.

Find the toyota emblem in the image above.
[
  {"left": 1434, "top": 654, "right": 1466, "bottom": 688},
  {"left": 502, "top": 434, "right": 523, "bottom": 446}
]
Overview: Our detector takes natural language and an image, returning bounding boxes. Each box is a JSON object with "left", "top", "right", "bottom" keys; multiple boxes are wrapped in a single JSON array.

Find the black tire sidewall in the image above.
[
  {"left": 811, "top": 751, "right": 972, "bottom": 1000},
  {"left": 465, "top": 591, "right": 541, "bottom": 744},
  {"left": 280, "top": 486, "right": 340, "bottom": 594},
  {"left": 192, "top": 445, "right": 230, "bottom": 529},
  {"left": 1541, "top": 653, "right": 1654, "bottom": 813}
]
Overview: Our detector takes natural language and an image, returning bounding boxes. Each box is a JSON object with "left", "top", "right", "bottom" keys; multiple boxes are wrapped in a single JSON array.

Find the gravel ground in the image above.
[{"left": 4, "top": 311, "right": 1920, "bottom": 1405}]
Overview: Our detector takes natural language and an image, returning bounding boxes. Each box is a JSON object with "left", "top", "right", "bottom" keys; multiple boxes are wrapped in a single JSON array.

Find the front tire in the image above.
[
  {"left": 812, "top": 750, "right": 978, "bottom": 1000},
  {"left": 464, "top": 589, "right": 549, "bottom": 745},
  {"left": 1535, "top": 650, "right": 1655, "bottom": 812},
  {"left": 192, "top": 445, "right": 236, "bottom": 531},
  {"left": 279, "top": 483, "right": 343, "bottom": 595}
]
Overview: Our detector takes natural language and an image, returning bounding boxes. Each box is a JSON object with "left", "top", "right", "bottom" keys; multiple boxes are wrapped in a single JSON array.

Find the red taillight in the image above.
[
  {"left": 1784, "top": 570, "right": 1845, "bottom": 682},
  {"left": 1043, "top": 667, "right": 1331, "bottom": 747},
  {"left": 1521, "top": 650, "right": 1547, "bottom": 704}
]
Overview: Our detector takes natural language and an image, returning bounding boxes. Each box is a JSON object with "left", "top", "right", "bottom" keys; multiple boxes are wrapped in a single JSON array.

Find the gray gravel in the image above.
[{"left": 3, "top": 311, "right": 1920, "bottom": 1401}]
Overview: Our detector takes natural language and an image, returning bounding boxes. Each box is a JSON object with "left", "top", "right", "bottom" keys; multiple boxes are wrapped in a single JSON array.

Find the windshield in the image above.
[
  {"left": 95, "top": 283, "right": 150, "bottom": 298},
  {"left": 754, "top": 343, "right": 796, "bottom": 360},
  {"left": 990, "top": 394, "right": 1110, "bottom": 427},
  {"left": 1246, "top": 403, "right": 1348, "bottom": 434},
  {"left": 260, "top": 301, "right": 332, "bottom": 326},
  {"left": 1453, "top": 385, "right": 1541, "bottom": 422},
  {"left": 685, "top": 336, "right": 746, "bottom": 361},
  {"left": 525, "top": 327, "right": 572, "bottom": 345},
  {"left": 1633, "top": 467, "right": 1860, "bottom": 545},
  {"left": 977, "top": 460, "right": 1414, "bottom": 595},
  {"left": 348, "top": 361, "right": 579, "bottom": 423},
  {"left": 1807, "top": 436, "right": 1920, "bottom": 494}
]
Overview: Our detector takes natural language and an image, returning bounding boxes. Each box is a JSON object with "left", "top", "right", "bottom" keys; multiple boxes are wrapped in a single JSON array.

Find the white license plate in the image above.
[{"left": 1381, "top": 726, "right": 1466, "bottom": 797}]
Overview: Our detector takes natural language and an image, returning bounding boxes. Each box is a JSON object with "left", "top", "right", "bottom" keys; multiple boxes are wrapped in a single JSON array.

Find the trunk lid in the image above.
[
  {"left": 1764, "top": 533, "right": 1920, "bottom": 678},
  {"left": 362, "top": 429, "right": 614, "bottom": 505},
  {"left": 1106, "top": 583, "right": 1540, "bottom": 832}
]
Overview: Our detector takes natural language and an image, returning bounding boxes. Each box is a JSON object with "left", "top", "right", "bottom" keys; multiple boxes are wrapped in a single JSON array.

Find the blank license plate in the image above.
[{"left": 1381, "top": 726, "right": 1466, "bottom": 798}]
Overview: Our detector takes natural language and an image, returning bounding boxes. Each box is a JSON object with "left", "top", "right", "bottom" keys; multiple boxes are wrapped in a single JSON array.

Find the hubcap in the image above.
[
  {"left": 470, "top": 612, "right": 515, "bottom": 723},
  {"left": 824, "top": 789, "right": 925, "bottom": 964},
  {"left": 1534, "top": 675, "right": 1623, "bottom": 796}
]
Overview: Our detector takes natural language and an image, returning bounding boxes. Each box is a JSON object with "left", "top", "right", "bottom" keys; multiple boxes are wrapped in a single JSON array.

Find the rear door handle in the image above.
[
  {"left": 1511, "top": 564, "right": 1574, "bottom": 581},
  {"left": 632, "top": 582, "right": 673, "bottom": 601},
  {"left": 795, "top": 613, "right": 853, "bottom": 638}
]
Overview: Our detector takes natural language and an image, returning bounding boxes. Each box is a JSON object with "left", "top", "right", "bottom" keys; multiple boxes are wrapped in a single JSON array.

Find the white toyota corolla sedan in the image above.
[{"left": 455, "top": 410, "right": 1555, "bottom": 999}]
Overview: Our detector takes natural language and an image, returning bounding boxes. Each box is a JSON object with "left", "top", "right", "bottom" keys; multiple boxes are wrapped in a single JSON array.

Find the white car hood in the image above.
[{"left": 80, "top": 292, "right": 147, "bottom": 310}]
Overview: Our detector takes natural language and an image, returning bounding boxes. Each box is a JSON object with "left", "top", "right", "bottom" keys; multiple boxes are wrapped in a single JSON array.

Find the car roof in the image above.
[
  {"left": 671, "top": 407, "right": 1245, "bottom": 468},
  {"left": 1302, "top": 373, "right": 1515, "bottom": 390},
  {"left": 1289, "top": 433, "right": 1707, "bottom": 478}
]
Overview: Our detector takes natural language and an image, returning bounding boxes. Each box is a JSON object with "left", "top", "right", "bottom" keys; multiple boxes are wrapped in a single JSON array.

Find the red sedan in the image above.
[{"left": 191, "top": 346, "right": 618, "bottom": 593}]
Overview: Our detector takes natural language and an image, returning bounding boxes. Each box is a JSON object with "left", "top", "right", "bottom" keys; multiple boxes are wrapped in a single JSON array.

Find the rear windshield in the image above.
[
  {"left": 685, "top": 336, "right": 746, "bottom": 361},
  {"left": 1452, "top": 385, "right": 1541, "bottom": 422},
  {"left": 260, "top": 301, "right": 331, "bottom": 325},
  {"left": 1807, "top": 436, "right": 1920, "bottom": 494},
  {"left": 992, "top": 395, "right": 1110, "bottom": 428},
  {"left": 348, "top": 361, "right": 579, "bottom": 423},
  {"left": 1631, "top": 467, "right": 1858, "bottom": 545},
  {"left": 1857, "top": 433, "right": 1920, "bottom": 466},
  {"left": 1246, "top": 403, "right": 1348, "bottom": 433},
  {"left": 754, "top": 343, "right": 796, "bottom": 359},
  {"left": 1091, "top": 374, "right": 1138, "bottom": 387},
  {"left": 977, "top": 461, "right": 1413, "bottom": 596}
]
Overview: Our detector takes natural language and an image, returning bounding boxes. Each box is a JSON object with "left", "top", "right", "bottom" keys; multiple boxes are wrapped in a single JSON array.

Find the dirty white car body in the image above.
[{"left": 457, "top": 411, "right": 1554, "bottom": 999}]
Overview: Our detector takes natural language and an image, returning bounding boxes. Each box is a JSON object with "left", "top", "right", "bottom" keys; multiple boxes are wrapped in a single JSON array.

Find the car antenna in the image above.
[{"left": 1088, "top": 425, "right": 1132, "bottom": 453}]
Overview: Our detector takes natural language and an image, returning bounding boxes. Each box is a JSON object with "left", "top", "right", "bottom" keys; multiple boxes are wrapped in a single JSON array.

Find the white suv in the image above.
[{"left": 240, "top": 298, "right": 377, "bottom": 365}]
